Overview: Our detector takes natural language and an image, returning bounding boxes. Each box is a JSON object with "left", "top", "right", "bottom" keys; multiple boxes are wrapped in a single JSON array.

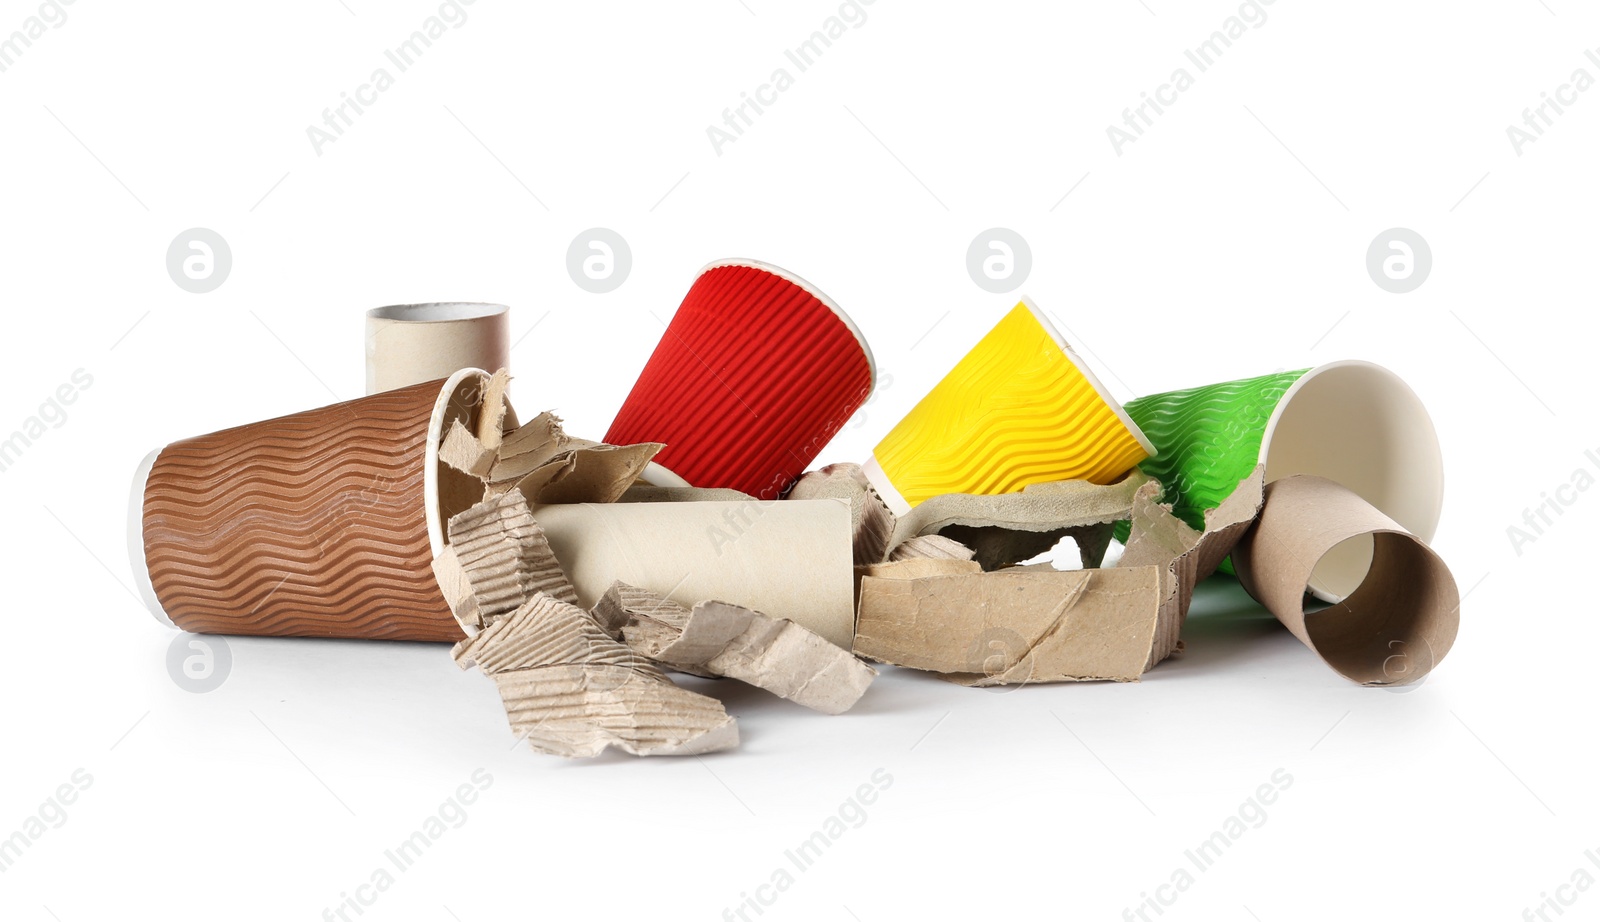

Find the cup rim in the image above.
[
  {"left": 425, "top": 367, "right": 494, "bottom": 557},
  {"left": 368, "top": 302, "right": 508, "bottom": 324},
  {"left": 127, "top": 446, "right": 177, "bottom": 628},
  {"left": 699, "top": 258, "right": 877, "bottom": 389},
  {"left": 1258, "top": 359, "right": 1445, "bottom": 602},
  {"left": 1018, "top": 296, "right": 1157, "bottom": 459}
]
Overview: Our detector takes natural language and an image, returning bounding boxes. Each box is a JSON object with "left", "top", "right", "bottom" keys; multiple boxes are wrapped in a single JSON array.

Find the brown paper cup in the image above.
[
  {"left": 1233, "top": 475, "right": 1459, "bottom": 685},
  {"left": 129, "top": 369, "right": 498, "bottom": 641}
]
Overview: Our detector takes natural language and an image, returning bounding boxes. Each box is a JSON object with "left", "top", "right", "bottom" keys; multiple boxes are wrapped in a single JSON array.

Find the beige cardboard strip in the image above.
[
  {"left": 880, "top": 470, "right": 1155, "bottom": 569},
  {"left": 1116, "top": 466, "right": 1266, "bottom": 669},
  {"left": 453, "top": 593, "right": 738, "bottom": 757},
  {"left": 1232, "top": 475, "right": 1459, "bottom": 685},
  {"left": 532, "top": 499, "right": 857, "bottom": 649},
  {"left": 444, "top": 491, "right": 578, "bottom": 629},
  {"left": 596, "top": 583, "right": 877, "bottom": 714},
  {"left": 854, "top": 566, "right": 1164, "bottom": 684}
]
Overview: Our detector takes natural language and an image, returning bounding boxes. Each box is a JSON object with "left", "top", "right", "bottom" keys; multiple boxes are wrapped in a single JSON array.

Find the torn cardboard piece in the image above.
[
  {"left": 442, "top": 491, "right": 578, "bottom": 631},
  {"left": 1232, "top": 475, "right": 1459, "bottom": 686},
  {"left": 475, "top": 368, "right": 513, "bottom": 452},
  {"left": 486, "top": 411, "right": 571, "bottom": 484},
  {"left": 596, "top": 583, "right": 877, "bottom": 714},
  {"left": 888, "top": 534, "right": 975, "bottom": 562},
  {"left": 854, "top": 566, "right": 1164, "bottom": 684},
  {"left": 453, "top": 593, "right": 738, "bottom": 757},
  {"left": 879, "top": 470, "right": 1156, "bottom": 570},
  {"left": 1116, "top": 465, "right": 1266, "bottom": 669},
  {"left": 528, "top": 442, "right": 662, "bottom": 505},
  {"left": 533, "top": 499, "right": 857, "bottom": 649},
  {"left": 788, "top": 463, "right": 895, "bottom": 567}
]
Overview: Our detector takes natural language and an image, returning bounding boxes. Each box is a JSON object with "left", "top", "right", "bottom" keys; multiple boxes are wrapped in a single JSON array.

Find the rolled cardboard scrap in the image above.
[
  {"left": 1232, "top": 475, "right": 1459, "bottom": 686},
  {"left": 853, "top": 566, "right": 1164, "bottom": 685},
  {"left": 787, "top": 463, "right": 895, "bottom": 567},
  {"left": 442, "top": 491, "right": 578, "bottom": 631},
  {"left": 1116, "top": 465, "right": 1266, "bottom": 669},
  {"left": 452, "top": 593, "right": 738, "bottom": 758},
  {"left": 533, "top": 499, "right": 856, "bottom": 649},
  {"left": 888, "top": 534, "right": 975, "bottom": 562},
  {"left": 881, "top": 470, "right": 1155, "bottom": 570},
  {"left": 595, "top": 583, "right": 877, "bottom": 714}
]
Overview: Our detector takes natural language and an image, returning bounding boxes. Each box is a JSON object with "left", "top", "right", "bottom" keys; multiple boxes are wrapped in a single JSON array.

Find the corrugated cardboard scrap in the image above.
[
  {"left": 437, "top": 490, "right": 577, "bottom": 632},
  {"left": 452, "top": 593, "right": 738, "bottom": 757},
  {"left": 594, "top": 582, "right": 877, "bottom": 714}
]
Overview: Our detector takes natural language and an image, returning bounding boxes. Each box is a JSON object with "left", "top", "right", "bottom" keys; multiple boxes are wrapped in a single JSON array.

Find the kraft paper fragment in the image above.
[
  {"left": 854, "top": 566, "right": 1164, "bottom": 684},
  {"left": 595, "top": 583, "right": 876, "bottom": 714}
]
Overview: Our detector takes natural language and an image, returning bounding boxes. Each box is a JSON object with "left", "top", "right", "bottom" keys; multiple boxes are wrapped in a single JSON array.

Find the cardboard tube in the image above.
[
  {"left": 531, "top": 499, "right": 855, "bottom": 649},
  {"left": 366, "top": 303, "right": 509, "bottom": 395},
  {"left": 1232, "top": 475, "right": 1459, "bottom": 685}
]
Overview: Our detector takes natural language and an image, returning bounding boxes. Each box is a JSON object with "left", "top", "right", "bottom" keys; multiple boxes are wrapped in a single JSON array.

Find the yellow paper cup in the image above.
[{"left": 862, "top": 299, "right": 1155, "bottom": 515}]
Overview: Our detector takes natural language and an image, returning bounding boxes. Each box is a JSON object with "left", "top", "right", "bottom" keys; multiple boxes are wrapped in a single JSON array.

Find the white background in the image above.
[{"left": 1, "top": 1, "right": 1593, "bottom": 919}]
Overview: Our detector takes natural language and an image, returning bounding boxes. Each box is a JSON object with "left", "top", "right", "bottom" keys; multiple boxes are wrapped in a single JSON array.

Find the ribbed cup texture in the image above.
[
  {"left": 604, "top": 264, "right": 873, "bottom": 498},
  {"left": 1115, "top": 368, "right": 1309, "bottom": 571},
  {"left": 140, "top": 379, "right": 462, "bottom": 641},
  {"left": 873, "top": 303, "right": 1150, "bottom": 508}
]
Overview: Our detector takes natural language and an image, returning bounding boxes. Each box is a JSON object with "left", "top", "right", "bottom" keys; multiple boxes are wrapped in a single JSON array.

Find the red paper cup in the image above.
[{"left": 605, "top": 259, "right": 875, "bottom": 498}]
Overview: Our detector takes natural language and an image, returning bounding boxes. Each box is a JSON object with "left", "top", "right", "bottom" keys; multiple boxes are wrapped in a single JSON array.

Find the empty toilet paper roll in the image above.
[
  {"left": 530, "top": 499, "right": 856, "bottom": 649},
  {"left": 366, "top": 303, "right": 510, "bottom": 395},
  {"left": 1232, "top": 475, "right": 1459, "bottom": 685}
]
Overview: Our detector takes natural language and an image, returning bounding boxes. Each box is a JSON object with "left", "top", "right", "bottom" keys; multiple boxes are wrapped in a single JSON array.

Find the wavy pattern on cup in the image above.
[
  {"left": 873, "top": 303, "right": 1151, "bottom": 510},
  {"left": 141, "top": 380, "right": 461, "bottom": 641}
]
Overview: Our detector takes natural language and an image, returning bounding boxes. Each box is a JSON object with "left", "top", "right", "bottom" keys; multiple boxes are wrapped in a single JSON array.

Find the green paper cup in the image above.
[{"left": 1116, "top": 361, "right": 1444, "bottom": 600}]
